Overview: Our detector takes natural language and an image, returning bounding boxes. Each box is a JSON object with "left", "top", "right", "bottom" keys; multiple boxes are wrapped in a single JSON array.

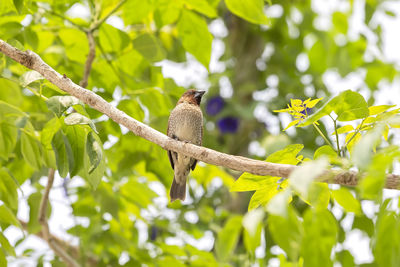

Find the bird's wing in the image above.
[
  {"left": 167, "top": 122, "right": 175, "bottom": 170},
  {"left": 191, "top": 124, "right": 202, "bottom": 171}
]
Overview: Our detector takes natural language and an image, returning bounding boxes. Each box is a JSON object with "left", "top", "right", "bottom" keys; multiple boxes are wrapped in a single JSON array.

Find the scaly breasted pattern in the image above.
[{"left": 167, "top": 89, "right": 205, "bottom": 202}]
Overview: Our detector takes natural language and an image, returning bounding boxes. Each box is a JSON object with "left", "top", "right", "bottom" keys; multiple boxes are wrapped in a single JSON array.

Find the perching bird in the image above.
[{"left": 167, "top": 89, "right": 205, "bottom": 202}]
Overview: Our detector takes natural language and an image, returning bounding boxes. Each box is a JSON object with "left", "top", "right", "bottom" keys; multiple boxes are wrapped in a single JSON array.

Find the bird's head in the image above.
[{"left": 178, "top": 89, "right": 206, "bottom": 106}]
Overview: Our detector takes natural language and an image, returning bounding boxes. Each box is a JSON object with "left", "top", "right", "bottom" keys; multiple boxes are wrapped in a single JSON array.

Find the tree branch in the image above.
[
  {"left": 0, "top": 39, "right": 399, "bottom": 189},
  {"left": 38, "top": 169, "right": 80, "bottom": 267},
  {"left": 79, "top": 32, "right": 96, "bottom": 88}
]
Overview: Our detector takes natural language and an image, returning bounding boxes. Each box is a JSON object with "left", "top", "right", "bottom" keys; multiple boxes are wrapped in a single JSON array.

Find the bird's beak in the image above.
[{"left": 195, "top": 91, "right": 206, "bottom": 98}]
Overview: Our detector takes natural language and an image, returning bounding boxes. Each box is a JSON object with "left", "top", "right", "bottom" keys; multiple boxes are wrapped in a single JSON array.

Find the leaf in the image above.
[
  {"left": 248, "top": 180, "right": 288, "bottom": 210},
  {"left": 266, "top": 189, "right": 292, "bottom": 217},
  {"left": 0, "top": 231, "right": 15, "bottom": 256},
  {"left": 333, "top": 125, "right": 354, "bottom": 135},
  {"left": 0, "top": 168, "right": 18, "bottom": 210},
  {"left": 132, "top": 34, "right": 166, "bottom": 62},
  {"left": 0, "top": 121, "right": 17, "bottom": 160},
  {"left": 20, "top": 70, "right": 44, "bottom": 87},
  {"left": 332, "top": 188, "right": 361, "bottom": 215},
  {"left": 225, "top": 0, "right": 269, "bottom": 25},
  {"left": 52, "top": 130, "right": 73, "bottom": 178},
  {"left": 242, "top": 209, "right": 263, "bottom": 254},
  {"left": 289, "top": 158, "right": 328, "bottom": 199},
  {"left": 368, "top": 105, "right": 396, "bottom": 116},
  {"left": 41, "top": 117, "right": 62, "bottom": 150},
  {"left": 0, "top": 204, "right": 20, "bottom": 227},
  {"left": 314, "top": 145, "right": 337, "bottom": 159},
  {"left": 46, "top": 96, "right": 81, "bottom": 117},
  {"left": 85, "top": 132, "right": 103, "bottom": 174},
  {"left": 184, "top": 0, "right": 217, "bottom": 18},
  {"left": 12, "top": 0, "right": 23, "bottom": 14},
  {"left": 65, "top": 125, "right": 87, "bottom": 177},
  {"left": 215, "top": 215, "right": 242, "bottom": 262},
  {"left": 21, "top": 131, "right": 42, "bottom": 170},
  {"left": 64, "top": 113, "right": 97, "bottom": 133},
  {"left": 299, "top": 90, "right": 369, "bottom": 126},
  {"left": 177, "top": 10, "right": 213, "bottom": 69},
  {"left": 305, "top": 97, "right": 323, "bottom": 108},
  {"left": 283, "top": 119, "right": 299, "bottom": 131},
  {"left": 351, "top": 124, "right": 384, "bottom": 170}
]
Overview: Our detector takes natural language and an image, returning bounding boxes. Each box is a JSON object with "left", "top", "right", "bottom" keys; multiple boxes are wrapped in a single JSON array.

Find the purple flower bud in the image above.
[
  {"left": 206, "top": 96, "right": 224, "bottom": 116},
  {"left": 300, "top": 107, "right": 312, "bottom": 116},
  {"left": 217, "top": 117, "right": 239, "bottom": 134}
]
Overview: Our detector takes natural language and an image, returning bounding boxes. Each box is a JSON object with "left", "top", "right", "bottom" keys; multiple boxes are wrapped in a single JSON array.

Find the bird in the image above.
[{"left": 167, "top": 89, "right": 205, "bottom": 202}]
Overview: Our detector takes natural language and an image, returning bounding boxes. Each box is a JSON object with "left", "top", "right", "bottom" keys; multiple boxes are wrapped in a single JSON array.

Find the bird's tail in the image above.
[{"left": 170, "top": 177, "right": 186, "bottom": 202}]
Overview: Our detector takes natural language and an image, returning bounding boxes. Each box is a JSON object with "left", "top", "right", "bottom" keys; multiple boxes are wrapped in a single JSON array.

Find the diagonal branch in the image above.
[
  {"left": 0, "top": 39, "right": 399, "bottom": 189},
  {"left": 38, "top": 169, "right": 80, "bottom": 267}
]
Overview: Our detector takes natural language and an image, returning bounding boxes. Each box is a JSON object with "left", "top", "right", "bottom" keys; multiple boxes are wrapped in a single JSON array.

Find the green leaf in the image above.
[
  {"left": 132, "top": 34, "right": 166, "bottom": 62},
  {"left": 85, "top": 132, "right": 102, "bottom": 174},
  {"left": 215, "top": 215, "right": 242, "bottom": 262},
  {"left": 46, "top": 96, "right": 81, "bottom": 117},
  {"left": 248, "top": 180, "right": 287, "bottom": 210},
  {"left": 98, "top": 24, "right": 130, "bottom": 53},
  {"left": 289, "top": 158, "right": 328, "bottom": 199},
  {"left": 368, "top": 105, "right": 396, "bottom": 116},
  {"left": 351, "top": 124, "right": 384, "bottom": 170},
  {"left": 27, "top": 192, "right": 42, "bottom": 233},
  {"left": 177, "top": 10, "right": 213, "bottom": 69},
  {"left": 184, "top": 0, "right": 217, "bottom": 18},
  {"left": 21, "top": 131, "right": 42, "bottom": 170},
  {"left": 41, "top": 117, "right": 62, "bottom": 150},
  {"left": 242, "top": 209, "right": 263, "bottom": 254},
  {"left": 20, "top": 70, "right": 44, "bottom": 87},
  {"left": 299, "top": 90, "right": 369, "bottom": 126},
  {"left": 301, "top": 209, "right": 338, "bottom": 266},
  {"left": 307, "top": 182, "right": 330, "bottom": 210},
  {"left": 225, "top": 0, "right": 269, "bottom": 25},
  {"left": 0, "top": 231, "right": 15, "bottom": 256},
  {"left": 266, "top": 189, "right": 292, "bottom": 217},
  {"left": 333, "top": 125, "right": 354, "bottom": 135},
  {"left": 122, "top": 0, "right": 153, "bottom": 25},
  {"left": 314, "top": 145, "right": 337, "bottom": 159},
  {"left": 0, "top": 168, "right": 18, "bottom": 210},
  {"left": 64, "top": 113, "right": 97, "bottom": 133},
  {"left": 268, "top": 207, "right": 302, "bottom": 260},
  {"left": 52, "top": 130, "right": 73, "bottom": 178},
  {"left": 332, "top": 188, "right": 361, "bottom": 215},
  {"left": 65, "top": 125, "right": 87, "bottom": 177},
  {"left": 374, "top": 211, "right": 400, "bottom": 267},
  {"left": 0, "top": 121, "right": 17, "bottom": 160},
  {"left": 12, "top": 0, "right": 23, "bottom": 14},
  {"left": 0, "top": 100, "right": 25, "bottom": 119},
  {"left": 0, "top": 204, "right": 20, "bottom": 227},
  {"left": 154, "top": 0, "right": 183, "bottom": 27}
]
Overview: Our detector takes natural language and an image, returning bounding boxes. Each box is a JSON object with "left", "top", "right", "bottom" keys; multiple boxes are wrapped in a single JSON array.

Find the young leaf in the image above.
[
  {"left": 20, "top": 70, "right": 44, "bottom": 87},
  {"left": 183, "top": 0, "right": 217, "bottom": 18},
  {"left": 46, "top": 96, "right": 81, "bottom": 117},
  {"left": 368, "top": 105, "right": 396, "bottom": 116},
  {"left": 177, "top": 10, "right": 212, "bottom": 69},
  {"left": 0, "top": 204, "right": 20, "bottom": 227},
  {"left": 64, "top": 113, "right": 98, "bottom": 133},
  {"left": 333, "top": 125, "right": 354, "bottom": 135},
  {"left": 86, "top": 132, "right": 103, "bottom": 174},
  {"left": 225, "top": 0, "right": 269, "bottom": 25},
  {"left": 248, "top": 179, "right": 288, "bottom": 210}
]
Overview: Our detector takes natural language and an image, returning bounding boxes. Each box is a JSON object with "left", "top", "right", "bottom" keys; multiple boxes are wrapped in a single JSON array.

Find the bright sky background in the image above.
[{"left": 5, "top": 0, "right": 400, "bottom": 266}]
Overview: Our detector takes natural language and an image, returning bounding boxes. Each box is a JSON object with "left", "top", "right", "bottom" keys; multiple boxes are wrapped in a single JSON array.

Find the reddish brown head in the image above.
[{"left": 177, "top": 89, "right": 206, "bottom": 106}]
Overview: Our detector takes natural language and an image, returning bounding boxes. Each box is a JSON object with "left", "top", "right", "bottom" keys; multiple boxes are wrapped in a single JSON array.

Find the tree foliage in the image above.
[{"left": 0, "top": 0, "right": 400, "bottom": 266}]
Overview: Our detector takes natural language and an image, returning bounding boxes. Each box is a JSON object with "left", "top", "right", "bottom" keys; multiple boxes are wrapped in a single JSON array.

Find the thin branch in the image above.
[
  {"left": 38, "top": 169, "right": 80, "bottom": 267},
  {"left": 79, "top": 32, "right": 96, "bottom": 88},
  {"left": 90, "top": 0, "right": 127, "bottom": 31},
  {"left": 18, "top": 219, "right": 98, "bottom": 265},
  {"left": 0, "top": 39, "right": 399, "bottom": 189}
]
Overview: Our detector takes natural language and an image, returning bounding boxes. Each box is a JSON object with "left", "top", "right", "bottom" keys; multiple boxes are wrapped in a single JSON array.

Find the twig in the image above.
[
  {"left": 79, "top": 32, "right": 96, "bottom": 88},
  {"left": 90, "top": 0, "right": 127, "bottom": 31},
  {"left": 18, "top": 219, "right": 98, "bottom": 265},
  {"left": 0, "top": 39, "right": 399, "bottom": 189},
  {"left": 38, "top": 169, "right": 80, "bottom": 267}
]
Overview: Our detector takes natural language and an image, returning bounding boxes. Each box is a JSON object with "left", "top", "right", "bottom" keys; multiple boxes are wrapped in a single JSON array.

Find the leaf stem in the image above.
[
  {"left": 313, "top": 122, "right": 334, "bottom": 149},
  {"left": 330, "top": 115, "right": 341, "bottom": 156}
]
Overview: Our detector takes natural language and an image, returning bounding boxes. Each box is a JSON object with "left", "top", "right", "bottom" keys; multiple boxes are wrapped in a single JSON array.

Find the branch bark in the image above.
[
  {"left": 38, "top": 169, "right": 80, "bottom": 267},
  {"left": 0, "top": 39, "right": 399, "bottom": 189}
]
